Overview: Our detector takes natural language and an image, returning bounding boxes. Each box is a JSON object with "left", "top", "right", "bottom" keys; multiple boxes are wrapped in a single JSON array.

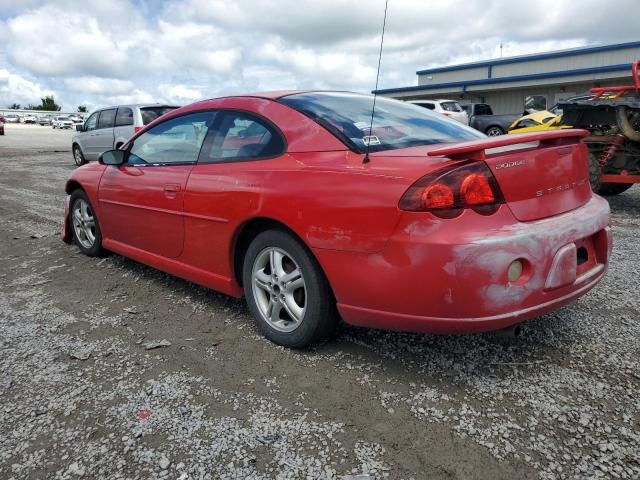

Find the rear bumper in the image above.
[{"left": 316, "top": 195, "right": 611, "bottom": 334}]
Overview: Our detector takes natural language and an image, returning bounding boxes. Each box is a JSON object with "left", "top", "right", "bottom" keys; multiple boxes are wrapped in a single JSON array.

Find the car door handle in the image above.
[{"left": 164, "top": 184, "right": 181, "bottom": 193}]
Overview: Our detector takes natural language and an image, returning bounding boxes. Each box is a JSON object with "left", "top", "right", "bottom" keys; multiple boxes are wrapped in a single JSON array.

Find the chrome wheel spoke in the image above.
[
  {"left": 269, "top": 250, "right": 286, "bottom": 278},
  {"left": 254, "top": 269, "right": 271, "bottom": 292},
  {"left": 268, "top": 298, "right": 283, "bottom": 323},
  {"left": 281, "top": 268, "right": 301, "bottom": 284},
  {"left": 282, "top": 293, "right": 302, "bottom": 323},
  {"left": 286, "top": 276, "right": 304, "bottom": 292}
]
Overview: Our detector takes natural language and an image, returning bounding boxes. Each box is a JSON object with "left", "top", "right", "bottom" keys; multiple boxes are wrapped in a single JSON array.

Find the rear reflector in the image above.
[{"left": 399, "top": 161, "right": 504, "bottom": 218}]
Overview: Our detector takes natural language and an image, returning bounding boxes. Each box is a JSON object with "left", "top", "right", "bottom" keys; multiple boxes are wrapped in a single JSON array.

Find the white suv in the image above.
[
  {"left": 52, "top": 116, "right": 74, "bottom": 129},
  {"left": 407, "top": 99, "right": 469, "bottom": 125}
]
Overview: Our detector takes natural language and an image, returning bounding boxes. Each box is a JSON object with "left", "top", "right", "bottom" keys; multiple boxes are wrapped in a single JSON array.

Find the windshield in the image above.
[
  {"left": 58, "top": 116, "right": 70, "bottom": 121},
  {"left": 279, "top": 92, "right": 483, "bottom": 153}
]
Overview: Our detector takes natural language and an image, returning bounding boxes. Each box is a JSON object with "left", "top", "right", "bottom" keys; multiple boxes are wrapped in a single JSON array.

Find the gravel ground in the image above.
[{"left": 0, "top": 124, "right": 639, "bottom": 479}]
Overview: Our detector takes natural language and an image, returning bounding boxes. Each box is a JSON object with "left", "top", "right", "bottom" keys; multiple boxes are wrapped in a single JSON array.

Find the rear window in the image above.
[
  {"left": 280, "top": 92, "right": 483, "bottom": 153},
  {"left": 474, "top": 104, "right": 493, "bottom": 116},
  {"left": 440, "top": 101, "right": 463, "bottom": 112},
  {"left": 140, "top": 106, "right": 178, "bottom": 125}
]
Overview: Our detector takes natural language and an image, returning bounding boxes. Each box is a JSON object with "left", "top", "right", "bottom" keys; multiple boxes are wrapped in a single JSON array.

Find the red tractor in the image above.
[{"left": 559, "top": 61, "right": 640, "bottom": 195}]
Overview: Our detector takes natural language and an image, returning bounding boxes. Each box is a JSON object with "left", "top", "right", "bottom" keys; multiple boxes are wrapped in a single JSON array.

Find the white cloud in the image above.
[
  {"left": 157, "top": 83, "right": 203, "bottom": 104},
  {"left": 64, "top": 77, "right": 134, "bottom": 95},
  {"left": 0, "top": 0, "right": 638, "bottom": 110},
  {"left": 0, "top": 68, "right": 50, "bottom": 106}
]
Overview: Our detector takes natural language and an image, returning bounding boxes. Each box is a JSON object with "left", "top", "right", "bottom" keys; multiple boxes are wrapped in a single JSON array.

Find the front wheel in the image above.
[
  {"left": 73, "top": 145, "right": 87, "bottom": 166},
  {"left": 243, "top": 230, "right": 337, "bottom": 348},
  {"left": 70, "top": 190, "right": 106, "bottom": 257},
  {"left": 588, "top": 152, "right": 634, "bottom": 195},
  {"left": 485, "top": 126, "right": 504, "bottom": 136}
]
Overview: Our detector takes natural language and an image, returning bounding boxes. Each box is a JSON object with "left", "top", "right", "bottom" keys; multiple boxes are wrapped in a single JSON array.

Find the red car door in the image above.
[
  {"left": 98, "top": 111, "right": 216, "bottom": 259},
  {"left": 181, "top": 110, "right": 287, "bottom": 278}
]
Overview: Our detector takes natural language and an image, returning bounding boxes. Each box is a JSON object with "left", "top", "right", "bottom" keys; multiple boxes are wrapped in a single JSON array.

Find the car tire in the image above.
[
  {"left": 242, "top": 229, "right": 338, "bottom": 348},
  {"left": 598, "top": 183, "right": 634, "bottom": 196},
  {"left": 73, "top": 145, "right": 87, "bottom": 166},
  {"left": 485, "top": 126, "right": 504, "bottom": 136},
  {"left": 69, "top": 189, "right": 106, "bottom": 257}
]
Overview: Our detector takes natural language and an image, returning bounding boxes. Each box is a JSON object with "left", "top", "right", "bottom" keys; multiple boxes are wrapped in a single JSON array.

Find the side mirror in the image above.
[
  {"left": 99, "top": 149, "right": 126, "bottom": 166},
  {"left": 76, "top": 124, "right": 85, "bottom": 132}
]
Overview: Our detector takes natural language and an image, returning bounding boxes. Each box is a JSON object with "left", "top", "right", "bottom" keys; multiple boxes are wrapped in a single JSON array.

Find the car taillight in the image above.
[
  {"left": 399, "top": 161, "right": 504, "bottom": 218},
  {"left": 134, "top": 126, "right": 143, "bottom": 133}
]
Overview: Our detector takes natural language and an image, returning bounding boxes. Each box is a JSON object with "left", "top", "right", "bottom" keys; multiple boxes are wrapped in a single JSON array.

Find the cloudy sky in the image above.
[{"left": 0, "top": 0, "right": 638, "bottom": 111}]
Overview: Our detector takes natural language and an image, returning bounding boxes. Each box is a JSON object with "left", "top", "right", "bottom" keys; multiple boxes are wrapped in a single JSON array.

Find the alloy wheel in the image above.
[
  {"left": 251, "top": 247, "right": 307, "bottom": 333},
  {"left": 71, "top": 199, "right": 96, "bottom": 249}
]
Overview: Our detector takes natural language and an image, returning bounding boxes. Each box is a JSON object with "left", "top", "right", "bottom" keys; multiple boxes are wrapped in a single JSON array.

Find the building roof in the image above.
[
  {"left": 374, "top": 40, "right": 640, "bottom": 95},
  {"left": 415, "top": 40, "right": 640, "bottom": 75}
]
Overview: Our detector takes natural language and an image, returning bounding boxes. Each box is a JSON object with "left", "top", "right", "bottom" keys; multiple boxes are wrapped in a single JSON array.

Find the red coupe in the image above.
[{"left": 62, "top": 91, "right": 611, "bottom": 347}]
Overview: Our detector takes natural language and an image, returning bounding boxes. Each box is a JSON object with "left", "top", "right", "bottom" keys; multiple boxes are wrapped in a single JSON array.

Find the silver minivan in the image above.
[{"left": 72, "top": 104, "right": 178, "bottom": 166}]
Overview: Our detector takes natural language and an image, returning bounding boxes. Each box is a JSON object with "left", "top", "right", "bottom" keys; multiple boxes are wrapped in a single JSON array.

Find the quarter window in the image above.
[
  {"left": 115, "top": 107, "right": 134, "bottom": 127},
  {"left": 203, "top": 111, "right": 285, "bottom": 163},
  {"left": 128, "top": 112, "right": 215, "bottom": 165},
  {"left": 85, "top": 112, "right": 99, "bottom": 131},
  {"left": 98, "top": 109, "right": 116, "bottom": 129}
]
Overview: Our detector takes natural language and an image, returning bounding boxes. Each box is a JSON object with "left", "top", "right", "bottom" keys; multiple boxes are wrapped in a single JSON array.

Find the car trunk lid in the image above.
[{"left": 427, "top": 129, "right": 592, "bottom": 222}]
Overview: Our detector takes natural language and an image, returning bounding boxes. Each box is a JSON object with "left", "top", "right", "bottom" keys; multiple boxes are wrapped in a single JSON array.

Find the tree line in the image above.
[{"left": 6, "top": 96, "right": 87, "bottom": 113}]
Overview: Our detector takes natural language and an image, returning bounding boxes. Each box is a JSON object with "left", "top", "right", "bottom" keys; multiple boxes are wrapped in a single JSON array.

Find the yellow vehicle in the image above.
[{"left": 507, "top": 110, "right": 569, "bottom": 134}]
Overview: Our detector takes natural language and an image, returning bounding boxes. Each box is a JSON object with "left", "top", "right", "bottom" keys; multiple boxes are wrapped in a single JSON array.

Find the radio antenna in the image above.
[{"left": 363, "top": 0, "right": 389, "bottom": 164}]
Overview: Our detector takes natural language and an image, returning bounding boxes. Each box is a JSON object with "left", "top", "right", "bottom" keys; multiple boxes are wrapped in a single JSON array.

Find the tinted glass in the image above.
[
  {"left": 140, "top": 106, "right": 178, "bottom": 125},
  {"left": 85, "top": 112, "right": 99, "bottom": 131},
  {"left": 416, "top": 103, "right": 435, "bottom": 110},
  {"left": 203, "top": 111, "right": 285, "bottom": 163},
  {"left": 474, "top": 104, "right": 493, "bottom": 115},
  {"left": 128, "top": 112, "right": 214, "bottom": 165},
  {"left": 280, "top": 92, "right": 483, "bottom": 153},
  {"left": 440, "top": 101, "right": 462, "bottom": 112},
  {"left": 98, "top": 109, "right": 116, "bottom": 129},
  {"left": 115, "top": 107, "right": 134, "bottom": 127}
]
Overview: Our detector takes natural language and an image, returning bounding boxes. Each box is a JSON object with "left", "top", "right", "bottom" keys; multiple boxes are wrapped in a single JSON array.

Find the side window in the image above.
[
  {"left": 417, "top": 103, "right": 435, "bottom": 110},
  {"left": 85, "top": 112, "right": 99, "bottom": 131},
  {"left": 98, "top": 109, "right": 116, "bottom": 129},
  {"left": 203, "top": 111, "right": 285, "bottom": 163},
  {"left": 115, "top": 107, "right": 134, "bottom": 127},
  {"left": 128, "top": 111, "right": 215, "bottom": 165}
]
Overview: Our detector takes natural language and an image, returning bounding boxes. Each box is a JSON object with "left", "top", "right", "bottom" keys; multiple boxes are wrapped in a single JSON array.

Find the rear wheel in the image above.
[
  {"left": 243, "top": 230, "right": 337, "bottom": 348},
  {"left": 598, "top": 183, "right": 634, "bottom": 196},
  {"left": 70, "top": 190, "right": 106, "bottom": 257},
  {"left": 485, "top": 126, "right": 504, "bottom": 136},
  {"left": 73, "top": 145, "right": 87, "bottom": 166}
]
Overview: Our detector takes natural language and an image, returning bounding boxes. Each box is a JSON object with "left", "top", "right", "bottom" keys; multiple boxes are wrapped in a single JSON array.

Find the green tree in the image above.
[
  {"left": 8, "top": 103, "right": 21, "bottom": 109},
  {"left": 77, "top": 105, "right": 88, "bottom": 113},
  {"left": 36, "top": 96, "right": 61, "bottom": 111}
]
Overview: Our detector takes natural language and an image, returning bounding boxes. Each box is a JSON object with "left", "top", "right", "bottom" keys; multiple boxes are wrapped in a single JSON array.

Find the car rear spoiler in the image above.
[{"left": 427, "top": 129, "right": 589, "bottom": 160}]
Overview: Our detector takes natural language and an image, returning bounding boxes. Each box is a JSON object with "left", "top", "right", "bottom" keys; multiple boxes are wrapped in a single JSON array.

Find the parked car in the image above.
[
  {"left": 52, "top": 116, "right": 74, "bottom": 129},
  {"left": 508, "top": 110, "right": 567, "bottom": 134},
  {"left": 62, "top": 91, "right": 611, "bottom": 348},
  {"left": 461, "top": 103, "right": 520, "bottom": 136},
  {"left": 72, "top": 104, "right": 178, "bottom": 166},
  {"left": 4, "top": 113, "right": 20, "bottom": 123},
  {"left": 407, "top": 99, "right": 469, "bottom": 124},
  {"left": 69, "top": 114, "right": 84, "bottom": 124},
  {"left": 38, "top": 114, "right": 52, "bottom": 126},
  {"left": 23, "top": 113, "right": 37, "bottom": 124},
  {"left": 0, "top": 115, "right": 4, "bottom": 135}
]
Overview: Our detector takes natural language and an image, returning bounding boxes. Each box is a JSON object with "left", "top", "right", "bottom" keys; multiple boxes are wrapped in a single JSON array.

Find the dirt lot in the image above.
[{"left": 1, "top": 123, "right": 639, "bottom": 480}]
